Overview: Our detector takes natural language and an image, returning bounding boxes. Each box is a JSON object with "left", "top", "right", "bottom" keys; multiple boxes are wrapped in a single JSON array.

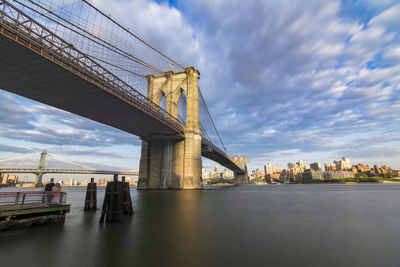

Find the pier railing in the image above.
[{"left": 0, "top": 191, "right": 67, "bottom": 208}]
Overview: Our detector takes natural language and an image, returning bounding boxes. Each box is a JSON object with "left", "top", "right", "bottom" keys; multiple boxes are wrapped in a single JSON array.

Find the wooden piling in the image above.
[
  {"left": 99, "top": 175, "right": 124, "bottom": 224},
  {"left": 122, "top": 176, "right": 134, "bottom": 215},
  {"left": 84, "top": 178, "right": 97, "bottom": 211}
]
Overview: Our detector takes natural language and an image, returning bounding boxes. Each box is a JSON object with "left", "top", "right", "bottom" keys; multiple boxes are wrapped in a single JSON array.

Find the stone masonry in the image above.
[{"left": 137, "top": 67, "right": 202, "bottom": 189}]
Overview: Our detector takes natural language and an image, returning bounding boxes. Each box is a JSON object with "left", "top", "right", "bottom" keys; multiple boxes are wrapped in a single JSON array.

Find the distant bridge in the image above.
[
  {"left": 0, "top": 151, "right": 137, "bottom": 186},
  {"left": 0, "top": 168, "right": 137, "bottom": 176}
]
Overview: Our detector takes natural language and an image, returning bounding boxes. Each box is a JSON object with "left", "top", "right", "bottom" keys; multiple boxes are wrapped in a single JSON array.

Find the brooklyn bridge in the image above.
[{"left": 0, "top": 0, "right": 248, "bottom": 189}]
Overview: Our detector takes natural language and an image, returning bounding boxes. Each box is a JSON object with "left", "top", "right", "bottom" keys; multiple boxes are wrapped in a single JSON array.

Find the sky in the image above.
[{"left": 1, "top": 0, "right": 400, "bottom": 179}]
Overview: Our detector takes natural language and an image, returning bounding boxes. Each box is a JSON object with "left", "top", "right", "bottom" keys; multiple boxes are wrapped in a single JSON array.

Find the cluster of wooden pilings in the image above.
[{"left": 84, "top": 175, "right": 133, "bottom": 224}]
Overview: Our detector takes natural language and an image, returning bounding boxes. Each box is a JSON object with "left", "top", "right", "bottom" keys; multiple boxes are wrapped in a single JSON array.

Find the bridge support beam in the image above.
[{"left": 137, "top": 67, "right": 202, "bottom": 190}]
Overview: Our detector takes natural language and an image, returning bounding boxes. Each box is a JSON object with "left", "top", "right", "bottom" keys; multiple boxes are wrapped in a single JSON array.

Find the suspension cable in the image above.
[
  {"left": 0, "top": 153, "right": 38, "bottom": 162},
  {"left": 47, "top": 153, "right": 97, "bottom": 170},
  {"left": 19, "top": 0, "right": 164, "bottom": 74},
  {"left": 199, "top": 88, "right": 227, "bottom": 152},
  {"left": 81, "top": 0, "right": 186, "bottom": 70}
]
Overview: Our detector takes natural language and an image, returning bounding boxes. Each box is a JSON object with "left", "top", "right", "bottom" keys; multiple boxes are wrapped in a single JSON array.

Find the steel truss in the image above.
[{"left": 0, "top": 0, "right": 184, "bottom": 133}]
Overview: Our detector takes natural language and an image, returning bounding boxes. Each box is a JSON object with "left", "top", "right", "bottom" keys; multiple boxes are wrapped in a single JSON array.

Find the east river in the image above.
[{"left": 1, "top": 184, "right": 400, "bottom": 266}]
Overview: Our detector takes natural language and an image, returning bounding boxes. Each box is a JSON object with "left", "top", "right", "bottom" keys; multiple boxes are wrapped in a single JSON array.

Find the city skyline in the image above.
[{"left": 1, "top": 0, "right": 400, "bottom": 172}]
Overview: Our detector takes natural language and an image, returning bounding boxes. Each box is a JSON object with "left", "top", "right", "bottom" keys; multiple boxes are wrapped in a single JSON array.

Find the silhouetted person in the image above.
[
  {"left": 51, "top": 183, "right": 62, "bottom": 204},
  {"left": 44, "top": 178, "right": 55, "bottom": 204},
  {"left": 44, "top": 178, "right": 55, "bottom": 191}
]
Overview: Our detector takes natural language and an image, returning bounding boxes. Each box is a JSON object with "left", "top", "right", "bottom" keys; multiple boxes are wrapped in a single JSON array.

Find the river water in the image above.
[{"left": 1, "top": 184, "right": 400, "bottom": 266}]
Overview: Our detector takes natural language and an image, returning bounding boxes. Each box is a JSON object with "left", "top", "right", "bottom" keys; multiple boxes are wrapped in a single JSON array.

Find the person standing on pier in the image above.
[
  {"left": 44, "top": 178, "right": 55, "bottom": 191},
  {"left": 51, "top": 183, "right": 62, "bottom": 204},
  {"left": 44, "top": 178, "right": 55, "bottom": 204}
]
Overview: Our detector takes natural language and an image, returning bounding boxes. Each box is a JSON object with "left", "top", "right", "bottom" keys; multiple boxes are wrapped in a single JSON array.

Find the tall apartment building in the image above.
[
  {"left": 334, "top": 157, "right": 352, "bottom": 171},
  {"left": 297, "top": 160, "right": 307, "bottom": 169},
  {"left": 324, "top": 163, "right": 336, "bottom": 171},
  {"left": 310, "top": 162, "right": 322, "bottom": 171},
  {"left": 264, "top": 163, "right": 276, "bottom": 175}
]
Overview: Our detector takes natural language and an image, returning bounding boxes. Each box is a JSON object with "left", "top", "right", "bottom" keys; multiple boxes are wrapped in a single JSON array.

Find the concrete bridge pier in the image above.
[
  {"left": 234, "top": 173, "right": 248, "bottom": 185},
  {"left": 233, "top": 156, "right": 249, "bottom": 185},
  {"left": 137, "top": 67, "right": 202, "bottom": 190}
]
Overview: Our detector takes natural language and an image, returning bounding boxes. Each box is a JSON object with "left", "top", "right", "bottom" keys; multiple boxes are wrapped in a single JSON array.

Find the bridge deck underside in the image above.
[
  {"left": 201, "top": 146, "right": 244, "bottom": 174},
  {"left": 0, "top": 34, "right": 180, "bottom": 138},
  {"left": 0, "top": 34, "right": 244, "bottom": 175}
]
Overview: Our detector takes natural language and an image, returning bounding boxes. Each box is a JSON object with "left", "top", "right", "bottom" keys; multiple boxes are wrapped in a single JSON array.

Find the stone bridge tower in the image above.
[
  {"left": 233, "top": 156, "right": 249, "bottom": 185},
  {"left": 137, "top": 67, "right": 202, "bottom": 189}
]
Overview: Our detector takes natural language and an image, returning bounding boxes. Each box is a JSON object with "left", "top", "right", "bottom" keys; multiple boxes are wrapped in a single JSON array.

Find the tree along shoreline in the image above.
[{"left": 297, "top": 177, "right": 400, "bottom": 184}]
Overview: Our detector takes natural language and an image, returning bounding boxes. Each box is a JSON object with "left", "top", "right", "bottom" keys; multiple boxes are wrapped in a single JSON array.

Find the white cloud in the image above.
[
  {"left": 382, "top": 45, "right": 400, "bottom": 65},
  {"left": 369, "top": 3, "right": 400, "bottom": 31},
  {"left": 1, "top": 0, "right": 400, "bottom": 171}
]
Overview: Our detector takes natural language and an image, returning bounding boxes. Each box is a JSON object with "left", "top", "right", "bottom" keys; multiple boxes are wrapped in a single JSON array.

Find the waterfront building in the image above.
[
  {"left": 280, "top": 166, "right": 303, "bottom": 183},
  {"left": 98, "top": 179, "right": 110, "bottom": 186},
  {"left": 355, "top": 164, "right": 370, "bottom": 172},
  {"left": 255, "top": 168, "right": 264, "bottom": 177},
  {"left": 324, "top": 171, "right": 354, "bottom": 179},
  {"left": 334, "top": 157, "right": 352, "bottom": 171},
  {"left": 202, "top": 168, "right": 211, "bottom": 179},
  {"left": 310, "top": 162, "right": 321, "bottom": 171},
  {"left": 297, "top": 160, "right": 307, "bottom": 169},
  {"left": 342, "top": 157, "right": 351, "bottom": 170},
  {"left": 369, "top": 165, "right": 392, "bottom": 176},
  {"left": 264, "top": 163, "right": 276, "bottom": 175},
  {"left": 324, "top": 163, "right": 336, "bottom": 171},
  {"left": 125, "top": 177, "right": 137, "bottom": 185},
  {"left": 334, "top": 160, "right": 344, "bottom": 171},
  {"left": 302, "top": 169, "right": 323, "bottom": 180},
  {"left": 213, "top": 172, "right": 222, "bottom": 179},
  {"left": 265, "top": 173, "right": 280, "bottom": 181}
]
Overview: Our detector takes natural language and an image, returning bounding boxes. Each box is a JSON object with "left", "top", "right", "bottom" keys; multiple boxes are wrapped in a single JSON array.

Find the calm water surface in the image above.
[{"left": 1, "top": 184, "right": 400, "bottom": 267}]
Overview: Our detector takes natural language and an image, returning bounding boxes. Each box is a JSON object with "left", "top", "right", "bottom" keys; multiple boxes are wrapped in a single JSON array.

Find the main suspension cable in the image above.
[{"left": 199, "top": 89, "right": 227, "bottom": 152}]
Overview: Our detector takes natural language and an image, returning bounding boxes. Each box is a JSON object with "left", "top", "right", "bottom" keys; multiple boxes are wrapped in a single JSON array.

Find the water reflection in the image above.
[{"left": 1, "top": 184, "right": 400, "bottom": 267}]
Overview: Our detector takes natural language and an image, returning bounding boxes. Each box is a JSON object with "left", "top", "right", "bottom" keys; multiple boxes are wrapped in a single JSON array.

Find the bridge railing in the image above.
[
  {"left": 0, "top": 0, "right": 184, "bottom": 133},
  {"left": 0, "top": 191, "right": 67, "bottom": 207}
]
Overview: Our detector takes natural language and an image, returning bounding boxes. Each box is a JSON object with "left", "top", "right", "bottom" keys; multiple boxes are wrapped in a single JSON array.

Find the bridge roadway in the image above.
[
  {"left": 0, "top": 168, "right": 137, "bottom": 175},
  {"left": 0, "top": 5, "right": 245, "bottom": 175}
]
